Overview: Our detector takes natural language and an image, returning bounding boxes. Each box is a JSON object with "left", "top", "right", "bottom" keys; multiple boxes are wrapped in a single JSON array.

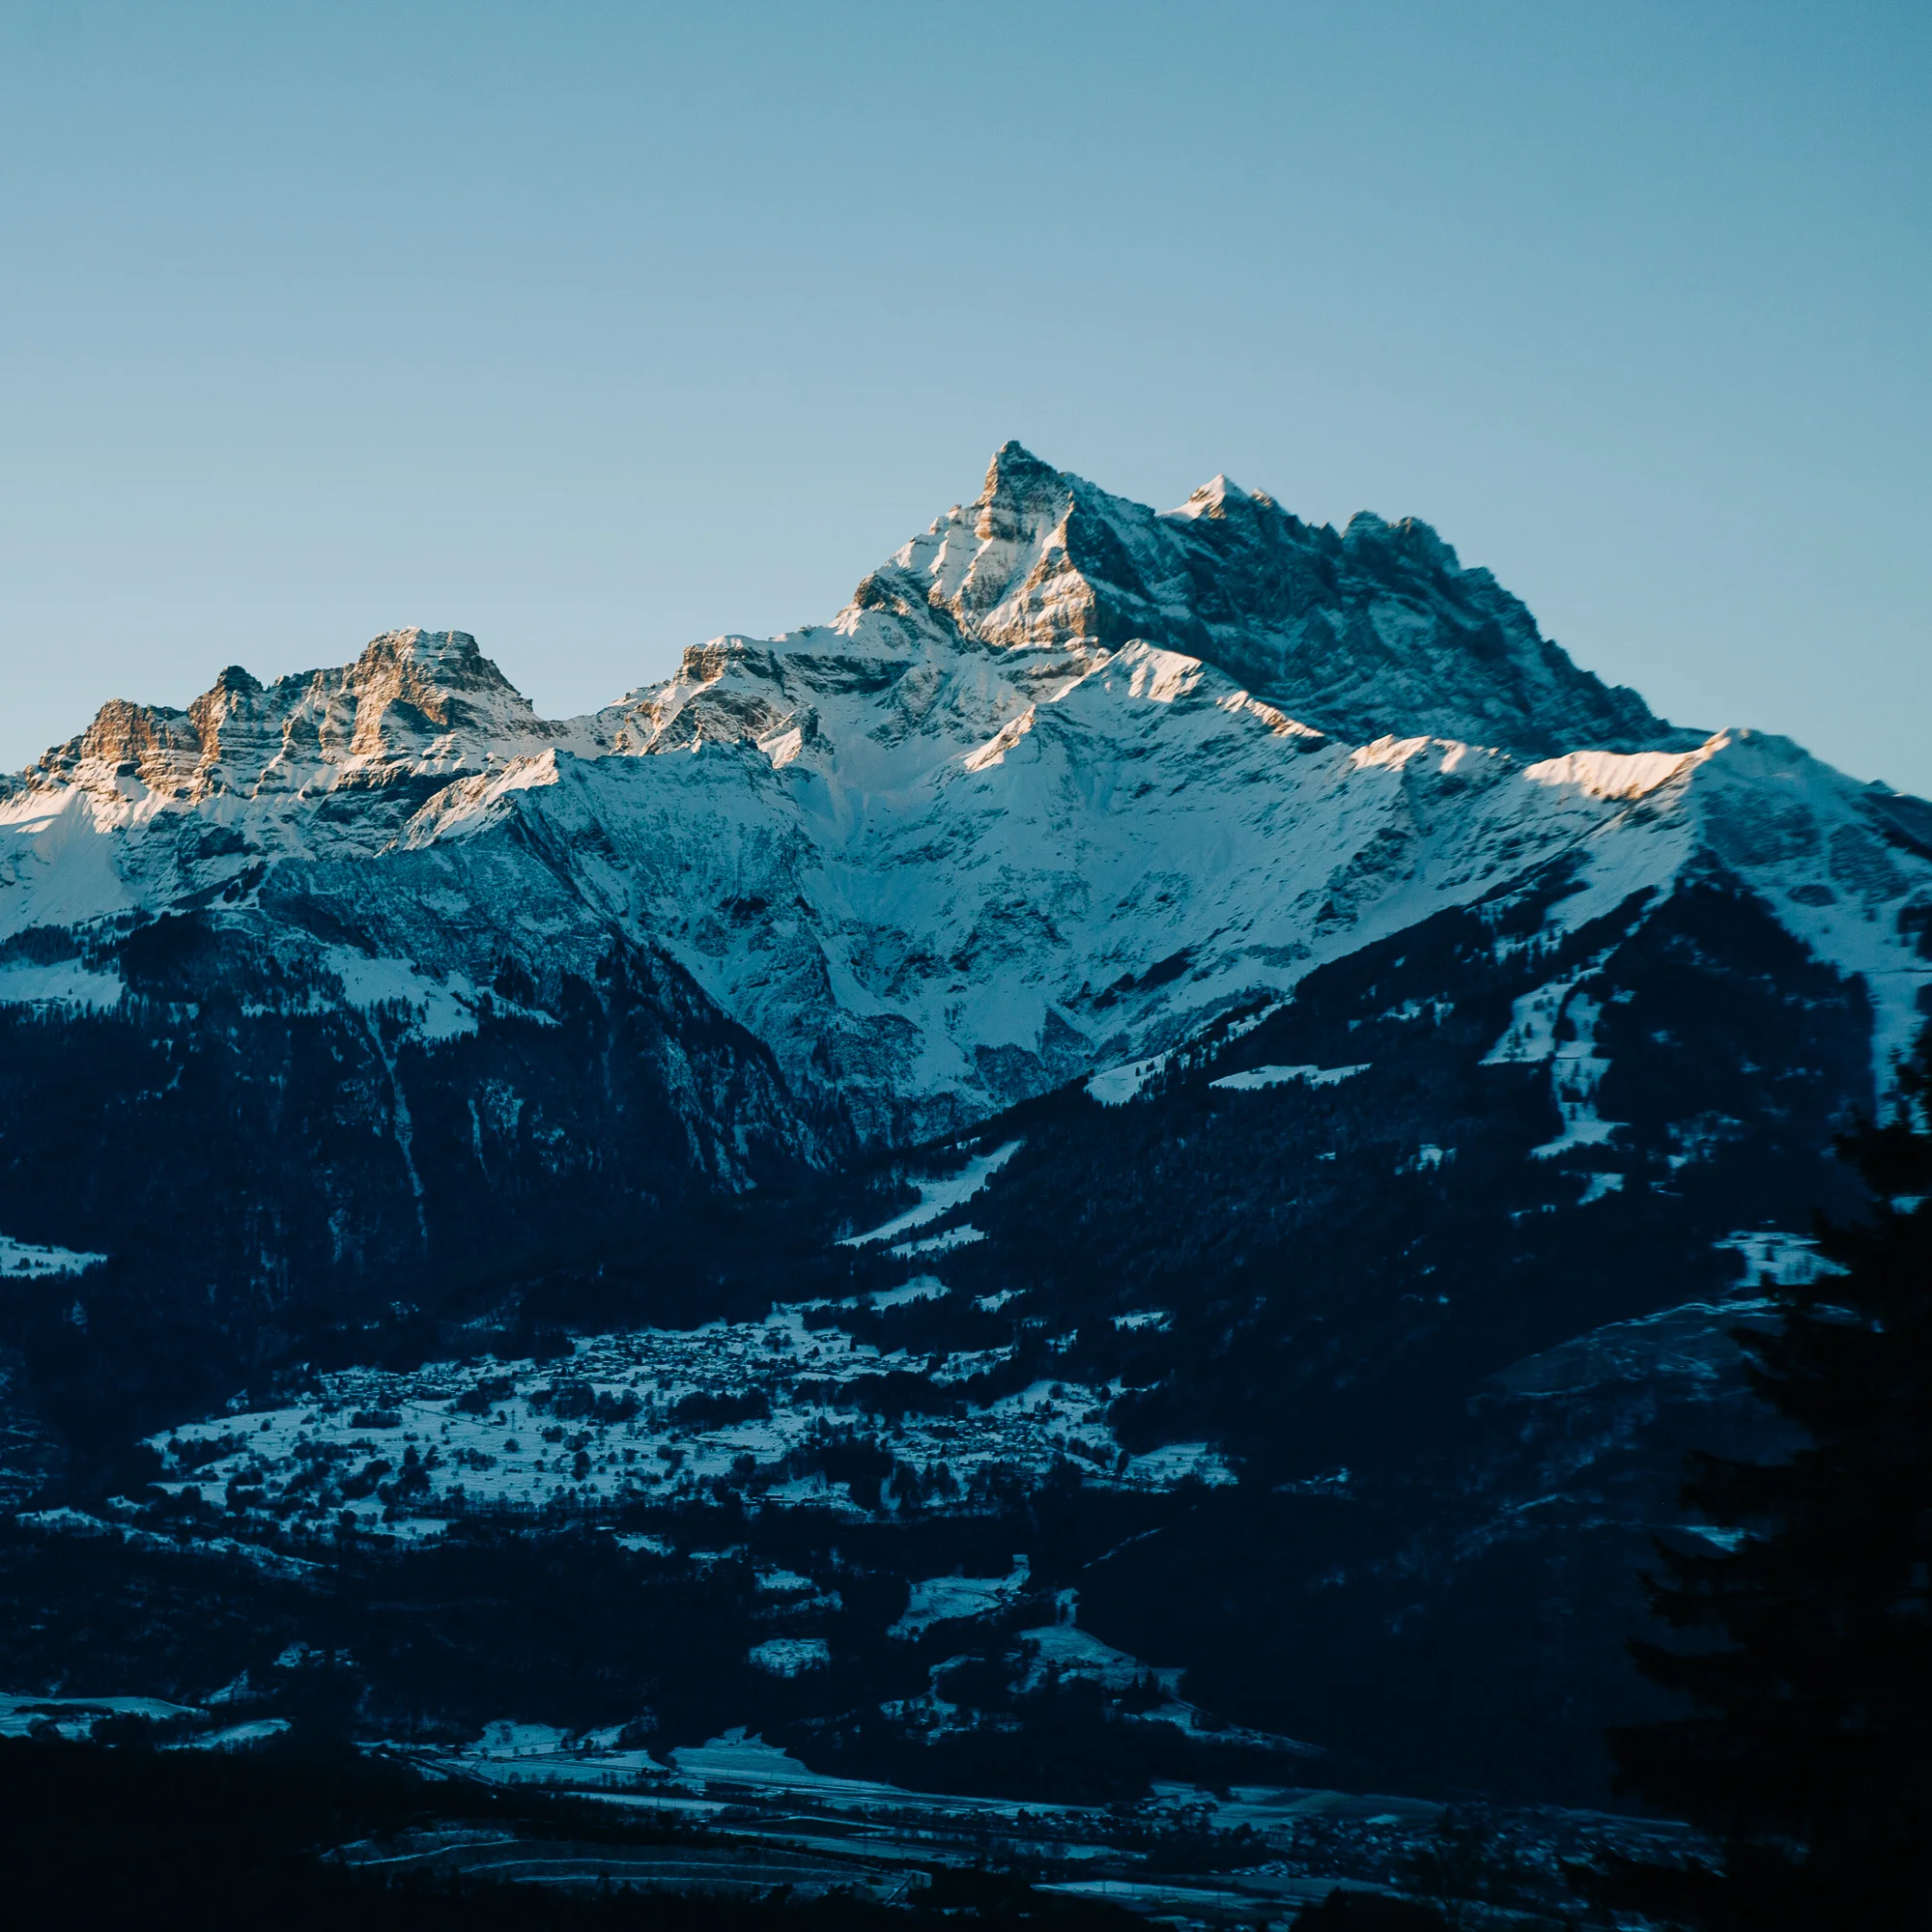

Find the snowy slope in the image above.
[{"left": 3, "top": 446, "right": 1928, "bottom": 1144}]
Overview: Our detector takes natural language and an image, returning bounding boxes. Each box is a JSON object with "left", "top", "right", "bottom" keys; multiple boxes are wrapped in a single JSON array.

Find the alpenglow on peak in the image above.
[{"left": 848, "top": 440, "right": 1692, "bottom": 757}]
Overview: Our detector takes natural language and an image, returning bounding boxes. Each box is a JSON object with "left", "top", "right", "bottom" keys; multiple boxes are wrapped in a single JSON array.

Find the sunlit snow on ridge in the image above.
[{"left": 1521, "top": 746, "right": 1705, "bottom": 801}]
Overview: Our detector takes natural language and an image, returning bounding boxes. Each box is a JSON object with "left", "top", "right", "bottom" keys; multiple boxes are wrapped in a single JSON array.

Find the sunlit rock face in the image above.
[{"left": 886, "top": 440, "right": 1685, "bottom": 756}]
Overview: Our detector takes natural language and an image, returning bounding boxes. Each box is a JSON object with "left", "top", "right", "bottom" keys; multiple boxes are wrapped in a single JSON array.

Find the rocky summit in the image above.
[{"left": 2, "top": 445, "right": 1929, "bottom": 1815}]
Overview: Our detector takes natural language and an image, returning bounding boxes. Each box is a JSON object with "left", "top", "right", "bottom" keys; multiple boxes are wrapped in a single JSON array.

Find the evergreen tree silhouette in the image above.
[{"left": 1605, "top": 1029, "right": 1932, "bottom": 1929}]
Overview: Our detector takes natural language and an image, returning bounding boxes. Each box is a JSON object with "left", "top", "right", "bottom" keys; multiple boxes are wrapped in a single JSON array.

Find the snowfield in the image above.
[
  {"left": 0, "top": 1235, "right": 106, "bottom": 1279},
  {"left": 838, "top": 1141, "right": 1024, "bottom": 1247}
]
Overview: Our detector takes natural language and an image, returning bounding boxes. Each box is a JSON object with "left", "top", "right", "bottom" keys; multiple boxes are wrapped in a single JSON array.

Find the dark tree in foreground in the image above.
[{"left": 1607, "top": 1032, "right": 1932, "bottom": 1929}]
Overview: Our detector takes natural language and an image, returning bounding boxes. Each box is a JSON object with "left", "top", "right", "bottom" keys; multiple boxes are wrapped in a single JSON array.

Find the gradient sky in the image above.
[{"left": 3, "top": 1, "right": 1928, "bottom": 792}]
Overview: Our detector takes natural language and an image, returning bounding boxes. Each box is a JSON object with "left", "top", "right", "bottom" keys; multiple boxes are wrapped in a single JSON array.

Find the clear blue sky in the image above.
[{"left": 3, "top": 1, "right": 1928, "bottom": 791}]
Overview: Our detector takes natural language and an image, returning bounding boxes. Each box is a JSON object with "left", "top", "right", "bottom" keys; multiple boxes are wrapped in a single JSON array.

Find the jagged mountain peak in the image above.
[
  {"left": 330, "top": 626, "right": 544, "bottom": 750},
  {"left": 1174, "top": 473, "right": 1261, "bottom": 520},
  {"left": 20, "top": 627, "right": 554, "bottom": 811},
  {"left": 978, "top": 436, "right": 1064, "bottom": 503},
  {"left": 1339, "top": 507, "right": 1459, "bottom": 570},
  {"left": 864, "top": 443, "right": 1686, "bottom": 758},
  {"left": 349, "top": 625, "right": 522, "bottom": 699}
]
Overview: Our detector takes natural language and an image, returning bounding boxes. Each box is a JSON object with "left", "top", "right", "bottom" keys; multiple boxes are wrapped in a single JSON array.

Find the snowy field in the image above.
[
  {"left": 837, "top": 1141, "right": 1023, "bottom": 1247},
  {"left": 0, "top": 1233, "right": 106, "bottom": 1278}
]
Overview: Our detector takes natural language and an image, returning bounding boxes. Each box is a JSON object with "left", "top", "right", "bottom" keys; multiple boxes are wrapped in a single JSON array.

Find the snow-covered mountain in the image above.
[
  {"left": 5, "top": 443, "right": 1931, "bottom": 1808},
  {"left": 5, "top": 441, "right": 1927, "bottom": 1153}
]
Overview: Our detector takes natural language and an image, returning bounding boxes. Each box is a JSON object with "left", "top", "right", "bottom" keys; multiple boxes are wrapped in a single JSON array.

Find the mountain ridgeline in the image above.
[{"left": 2, "top": 444, "right": 1929, "bottom": 1804}]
